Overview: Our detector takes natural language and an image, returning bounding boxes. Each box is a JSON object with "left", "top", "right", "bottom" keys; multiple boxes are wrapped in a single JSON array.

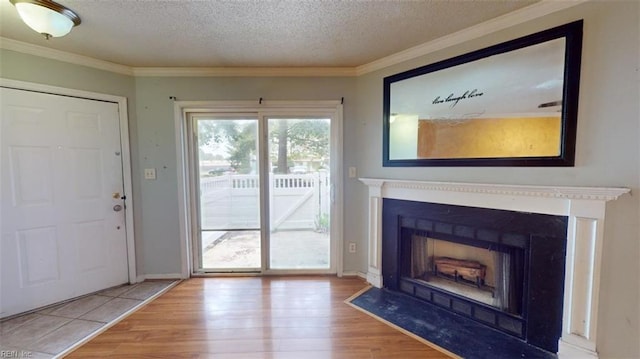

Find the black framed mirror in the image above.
[{"left": 383, "top": 20, "right": 583, "bottom": 167}]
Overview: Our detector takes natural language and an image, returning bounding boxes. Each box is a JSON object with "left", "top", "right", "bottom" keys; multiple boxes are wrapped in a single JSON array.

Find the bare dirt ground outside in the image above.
[{"left": 201, "top": 230, "right": 329, "bottom": 270}]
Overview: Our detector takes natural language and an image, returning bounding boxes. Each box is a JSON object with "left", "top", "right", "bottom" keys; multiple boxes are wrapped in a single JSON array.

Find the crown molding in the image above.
[
  {"left": 355, "top": 0, "right": 587, "bottom": 76},
  {"left": 0, "top": 38, "right": 356, "bottom": 77},
  {"left": 1, "top": 0, "right": 586, "bottom": 78},
  {"left": 0, "top": 37, "right": 133, "bottom": 76},
  {"left": 132, "top": 66, "right": 357, "bottom": 77}
]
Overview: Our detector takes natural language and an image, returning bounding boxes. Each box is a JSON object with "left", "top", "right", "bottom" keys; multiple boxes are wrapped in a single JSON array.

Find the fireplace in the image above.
[
  {"left": 360, "top": 178, "right": 629, "bottom": 358},
  {"left": 409, "top": 236, "right": 523, "bottom": 315},
  {"left": 383, "top": 199, "right": 567, "bottom": 352}
]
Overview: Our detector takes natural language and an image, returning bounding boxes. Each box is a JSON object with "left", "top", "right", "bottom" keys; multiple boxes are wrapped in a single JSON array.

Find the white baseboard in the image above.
[
  {"left": 136, "top": 273, "right": 184, "bottom": 282},
  {"left": 341, "top": 271, "right": 367, "bottom": 279},
  {"left": 366, "top": 272, "right": 382, "bottom": 288},
  {"left": 558, "top": 341, "right": 599, "bottom": 359}
]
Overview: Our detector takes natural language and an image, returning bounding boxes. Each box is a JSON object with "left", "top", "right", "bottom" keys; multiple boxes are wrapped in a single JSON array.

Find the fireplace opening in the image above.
[
  {"left": 409, "top": 235, "right": 524, "bottom": 316},
  {"left": 398, "top": 226, "right": 529, "bottom": 338},
  {"left": 383, "top": 199, "right": 567, "bottom": 353}
]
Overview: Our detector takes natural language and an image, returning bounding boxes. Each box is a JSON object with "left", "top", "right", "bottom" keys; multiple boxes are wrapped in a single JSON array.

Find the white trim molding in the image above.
[
  {"left": 359, "top": 178, "right": 630, "bottom": 359},
  {"left": 0, "top": 38, "right": 133, "bottom": 76},
  {"left": 132, "top": 67, "right": 356, "bottom": 77}
]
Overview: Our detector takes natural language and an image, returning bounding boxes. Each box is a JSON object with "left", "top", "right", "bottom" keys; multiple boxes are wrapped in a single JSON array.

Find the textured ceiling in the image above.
[{"left": 0, "top": 0, "right": 539, "bottom": 68}]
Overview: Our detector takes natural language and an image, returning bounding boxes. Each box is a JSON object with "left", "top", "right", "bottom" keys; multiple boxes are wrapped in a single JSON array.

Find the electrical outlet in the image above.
[
  {"left": 348, "top": 242, "right": 356, "bottom": 253},
  {"left": 144, "top": 168, "right": 156, "bottom": 180}
]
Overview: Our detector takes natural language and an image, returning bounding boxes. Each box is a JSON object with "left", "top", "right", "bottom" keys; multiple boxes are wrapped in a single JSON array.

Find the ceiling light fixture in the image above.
[{"left": 10, "top": 0, "right": 81, "bottom": 40}]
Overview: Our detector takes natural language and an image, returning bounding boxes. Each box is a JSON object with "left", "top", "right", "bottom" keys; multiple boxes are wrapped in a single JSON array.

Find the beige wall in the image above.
[
  {"left": 1, "top": 1, "right": 638, "bottom": 356},
  {"left": 132, "top": 76, "right": 357, "bottom": 275},
  {"left": 354, "top": 2, "right": 639, "bottom": 357}
]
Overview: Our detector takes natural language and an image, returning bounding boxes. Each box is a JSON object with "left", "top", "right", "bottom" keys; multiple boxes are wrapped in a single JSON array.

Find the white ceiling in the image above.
[{"left": 0, "top": 0, "right": 540, "bottom": 69}]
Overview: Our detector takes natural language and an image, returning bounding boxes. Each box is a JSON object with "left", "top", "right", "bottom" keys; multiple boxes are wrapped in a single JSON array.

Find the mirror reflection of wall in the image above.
[
  {"left": 389, "top": 114, "right": 419, "bottom": 159},
  {"left": 389, "top": 114, "right": 562, "bottom": 160},
  {"left": 416, "top": 116, "right": 561, "bottom": 159}
]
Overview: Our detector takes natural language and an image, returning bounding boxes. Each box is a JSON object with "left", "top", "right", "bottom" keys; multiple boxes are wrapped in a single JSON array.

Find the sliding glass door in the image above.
[{"left": 189, "top": 111, "right": 337, "bottom": 274}]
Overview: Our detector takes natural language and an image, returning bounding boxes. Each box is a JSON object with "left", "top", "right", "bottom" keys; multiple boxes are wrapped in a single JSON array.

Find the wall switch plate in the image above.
[
  {"left": 144, "top": 168, "right": 156, "bottom": 180},
  {"left": 348, "top": 167, "right": 357, "bottom": 178},
  {"left": 348, "top": 242, "right": 356, "bottom": 253}
]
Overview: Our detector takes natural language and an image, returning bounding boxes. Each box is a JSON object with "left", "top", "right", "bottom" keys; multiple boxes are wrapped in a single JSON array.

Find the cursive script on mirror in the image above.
[{"left": 432, "top": 89, "right": 484, "bottom": 108}]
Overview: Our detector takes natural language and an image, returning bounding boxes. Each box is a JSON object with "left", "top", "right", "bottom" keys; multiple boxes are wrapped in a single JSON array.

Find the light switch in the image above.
[
  {"left": 144, "top": 168, "right": 156, "bottom": 180},
  {"left": 348, "top": 167, "right": 357, "bottom": 178}
]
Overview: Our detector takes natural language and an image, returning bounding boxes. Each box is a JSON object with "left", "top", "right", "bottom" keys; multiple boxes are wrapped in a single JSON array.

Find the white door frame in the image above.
[
  {"left": 0, "top": 78, "right": 137, "bottom": 283},
  {"left": 174, "top": 100, "right": 344, "bottom": 278}
]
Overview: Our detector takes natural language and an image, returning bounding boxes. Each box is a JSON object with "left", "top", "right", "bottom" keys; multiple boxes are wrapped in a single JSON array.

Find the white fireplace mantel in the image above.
[{"left": 359, "top": 178, "right": 630, "bottom": 359}]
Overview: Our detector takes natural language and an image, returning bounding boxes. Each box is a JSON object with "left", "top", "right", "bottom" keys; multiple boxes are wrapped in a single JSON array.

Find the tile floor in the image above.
[{"left": 0, "top": 280, "right": 176, "bottom": 359}]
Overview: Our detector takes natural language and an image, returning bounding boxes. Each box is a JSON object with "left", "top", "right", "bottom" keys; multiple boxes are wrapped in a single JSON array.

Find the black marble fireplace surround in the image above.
[{"left": 382, "top": 199, "right": 568, "bottom": 354}]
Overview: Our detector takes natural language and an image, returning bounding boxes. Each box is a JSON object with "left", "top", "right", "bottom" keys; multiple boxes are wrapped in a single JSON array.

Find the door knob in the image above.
[{"left": 113, "top": 204, "right": 123, "bottom": 212}]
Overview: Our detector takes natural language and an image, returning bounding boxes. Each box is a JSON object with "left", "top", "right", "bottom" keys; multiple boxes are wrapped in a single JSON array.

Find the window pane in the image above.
[{"left": 267, "top": 118, "right": 330, "bottom": 269}]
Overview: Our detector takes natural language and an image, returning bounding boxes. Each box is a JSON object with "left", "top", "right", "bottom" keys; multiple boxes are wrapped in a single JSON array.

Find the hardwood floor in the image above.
[{"left": 66, "top": 276, "right": 451, "bottom": 358}]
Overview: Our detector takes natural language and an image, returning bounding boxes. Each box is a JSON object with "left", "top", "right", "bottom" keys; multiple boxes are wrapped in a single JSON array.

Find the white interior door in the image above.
[{"left": 0, "top": 87, "right": 129, "bottom": 318}]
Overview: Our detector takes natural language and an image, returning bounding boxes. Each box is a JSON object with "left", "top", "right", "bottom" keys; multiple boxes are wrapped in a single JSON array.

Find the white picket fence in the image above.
[{"left": 200, "top": 172, "right": 330, "bottom": 231}]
